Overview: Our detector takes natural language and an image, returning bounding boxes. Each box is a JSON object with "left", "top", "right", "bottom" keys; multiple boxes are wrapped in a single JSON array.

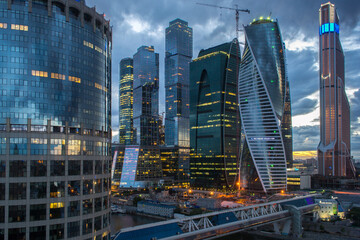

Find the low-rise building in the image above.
[{"left": 137, "top": 201, "right": 176, "bottom": 218}]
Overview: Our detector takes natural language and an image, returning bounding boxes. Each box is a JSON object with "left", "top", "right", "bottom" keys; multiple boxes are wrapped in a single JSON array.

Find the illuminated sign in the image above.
[{"left": 319, "top": 23, "right": 339, "bottom": 35}]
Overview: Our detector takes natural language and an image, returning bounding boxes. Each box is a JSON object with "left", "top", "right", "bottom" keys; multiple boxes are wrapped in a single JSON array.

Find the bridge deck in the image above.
[{"left": 114, "top": 194, "right": 319, "bottom": 240}]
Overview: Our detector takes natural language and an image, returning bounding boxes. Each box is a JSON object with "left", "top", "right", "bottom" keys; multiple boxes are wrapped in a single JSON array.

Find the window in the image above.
[
  {"left": 10, "top": 138, "right": 27, "bottom": 155},
  {"left": 68, "top": 200, "right": 80, "bottom": 217},
  {"left": 83, "top": 180, "right": 93, "bottom": 195},
  {"left": 30, "top": 204, "right": 46, "bottom": 221},
  {"left": 0, "top": 138, "right": 5, "bottom": 155},
  {"left": 103, "top": 196, "right": 108, "bottom": 210},
  {"left": 95, "top": 197, "right": 102, "bottom": 212},
  {"left": 50, "top": 139, "right": 65, "bottom": 155},
  {"left": 67, "top": 221, "right": 80, "bottom": 238},
  {"left": 31, "top": 70, "right": 48, "bottom": 77},
  {"left": 30, "top": 160, "right": 47, "bottom": 177},
  {"left": 82, "top": 199, "right": 93, "bottom": 215},
  {"left": 83, "top": 160, "right": 93, "bottom": 175},
  {"left": 82, "top": 218, "right": 92, "bottom": 235},
  {"left": 30, "top": 226, "right": 46, "bottom": 240},
  {"left": 30, "top": 182, "right": 47, "bottom": 199},
  {"left": 103, "top": 213, "right": 109, "bottom": 228},
  {"left": 9, "top": 205, "right": 26, "bottom": 222},
  {"left": 68, "top": 180, "right": 80, "bottom": 196},
  {"left": 50, "top": 181, "right": 65, "bottom": 198},
  {"left": 94, "top": 216, "right": 102, "bottom": 231},
  {"left": 83, "top": 141, "right": 93, "bottom": 155},
  {"left": 31, "top": 138, "right": 47, "bottom": 155},
  {"left": 9, "top": 160, "right": 26, "bottom": 177},
  {"left": 0, "top": 161, "right": 5, "bottom": 177},
  {"left": 0, "top": 184, "right": 4, "bottom": 200},
  {"left": 9, "top": 183, "right": 26, "bottom": 200},
  {"left": 8, "top": 228, "right": 26, "bottom": 240},
  {"left": 95, "top": 160, "right": 102, "bottom": 174},
  {"left": 11, "top": 24, "right": 28, "bottom": 31},
  {"left": 68, "top": 160, "right": 80, "bottom": 175},
  {"left": 50, "top": 202, "right": 64, "bottom": 219},
  {"left": 50, "top": 160, "right": 65, "bottom": 176},
  {"left": 94, "top": 179, "right": 102, "bottom": 193},
  {"left": 49, "top": 224, "right": 64, "bottom": 240},
  {"left": 68, "top": 140, "right": 80, "bottom": 155},
  {"left": 0, "top": 206, "right": 4, "bottom": 223}
]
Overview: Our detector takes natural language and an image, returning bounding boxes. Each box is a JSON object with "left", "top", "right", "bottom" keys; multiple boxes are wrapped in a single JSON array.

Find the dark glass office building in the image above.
[
  {"left": 165, "top": 19, "right": 192, "bottom": 148},
  {"left": 133, "top": 46, "right": 160, "bottom": 146},
  {"left": 119, "top": 58, "right": 134, "bottom": 145},
  {"left": 0, "top": 0, "right": 112, "bottom": 239},
  {"left": 190, "top": 39, "right": 241, "bottom": 190},
  {"left": 318, "top": 2, "right": 355, "bottom": 178},
  {"left": 239, "top": 18, "right": 289, "bottom": 193}
]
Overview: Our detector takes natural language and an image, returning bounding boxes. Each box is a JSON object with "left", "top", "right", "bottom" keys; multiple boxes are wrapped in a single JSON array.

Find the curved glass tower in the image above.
[
  {"left": 190, "top": 39, "right": 241, "bottom": 190},
  {"left": 0, "top": 0, "right": 112, "bottom": 239},
  {"left": 239, "top": 19, "right": 289, "bottom": 193},
  {"left": 318, "top": 2, "right": 355, "bottom": 178}
]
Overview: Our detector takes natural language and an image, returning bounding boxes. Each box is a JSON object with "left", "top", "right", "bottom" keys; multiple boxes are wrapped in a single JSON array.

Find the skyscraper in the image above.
[
  {"left": 119, "top": 58, "right": 134, "bottom": 145},
  {"left": 238, "top": 18, "right": 289, "bottom": 193},
  {"left": 190, "top": 39, "right": 241, "bottom": 190},
  {"left": 133, "top": 46, "right": 160, "bottom": 146},
  {"left": 0, "top": 0, "right": 112, "bottom": 239},
  {"left": 318, "top": 2, "right": 355, "bottom": 178},
  {"left": 165, "top": 19, "right": 193, "bottom": 147}
]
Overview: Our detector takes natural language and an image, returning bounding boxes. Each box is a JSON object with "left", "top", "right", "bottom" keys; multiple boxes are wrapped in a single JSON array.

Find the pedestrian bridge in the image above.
[{"left": 113, "top": 194, "right": 319, "bottom": 240}]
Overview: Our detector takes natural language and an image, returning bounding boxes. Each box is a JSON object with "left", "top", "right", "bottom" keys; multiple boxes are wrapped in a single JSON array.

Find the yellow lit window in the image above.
[
  {"left": 69, "top": 76, "right": 81, "bottom": 83},
  {"left": 51, "top": 73, "right": 66, "bottom": 80},
  {"left": 32, "top": 70, "right": 48, "bottom": 78},
  {"left": 11, "top": 24, "right": 28, "bottom": 31},
  {"left": 0, "top": 23, "right": 7, "bottom": 29},
  {"left": 83, "top": 40, "right": 94, "bottom": 49},
  {"left": 50, "top": 202, "right": 64, "bottom": 209}
]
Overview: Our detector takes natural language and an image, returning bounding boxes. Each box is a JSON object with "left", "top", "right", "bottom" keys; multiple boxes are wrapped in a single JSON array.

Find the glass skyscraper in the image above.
[
  {"left": 165, "top": 19, "right": 192, "bottom": 147},
  {"left": 119, "top": 58, "right": 134, "bottom": 145},
  {"left": 133, "top": 46, "right": 160, "bottom": 146},
  {"left": 238, "top": 18, "right": 289, "bottom": 193},
  {"left": 0, "top": 0, "right": 112, "bottom": 239},
  {"left": 318, "top": 2, "right": 355, "bottom": 178},
  {"left": 190, "top": 39, "right": 241, "bottom": 190}
]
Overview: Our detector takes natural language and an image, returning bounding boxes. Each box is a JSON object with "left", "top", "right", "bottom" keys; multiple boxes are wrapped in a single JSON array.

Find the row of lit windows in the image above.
[{"left": 11, "top": 24, "right": 28, "bottom": 31}]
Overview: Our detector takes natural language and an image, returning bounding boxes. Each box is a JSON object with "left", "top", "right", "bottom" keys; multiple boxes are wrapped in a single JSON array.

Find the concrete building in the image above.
[{"left": 137, "top": 201, "right": 176, "bottom": 218}]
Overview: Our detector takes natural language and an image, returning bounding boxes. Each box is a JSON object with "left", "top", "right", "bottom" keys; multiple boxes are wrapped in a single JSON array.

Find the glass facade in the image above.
[
  {"left": 0, "top": 0, "right": 111, "bottom": 239},
  {"left": 165, "top": 19, "right": 192, "bottom": 148},
  {"left": 133, "top": 46, "right": 160, "bottom": 146},
  {"left": 189, "top": 39, "right": 241, "bottom": 190},
  {"left": 238, "top": 19, "right": 289, "bottom": 193},
  {"left": 318, "top": 3, "right": 355, "bottom": 178},
  {"left": 119, "top": 58, "right": 134, "bottom": 145}
]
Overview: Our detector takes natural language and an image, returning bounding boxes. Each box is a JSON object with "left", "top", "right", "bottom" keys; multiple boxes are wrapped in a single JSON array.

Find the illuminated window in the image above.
[
  {"left": 0, "top": 23, "right": 7, "bottom": 29},
  {"left": 83, "top": 40, "right": 93, "bottom": 49},
  {"left": 69, "top": 76, "right": 81, "bottom": 83},
  {"left": 32, "top": 70, "right": 48, "bottom": 78},
  {"left": 11, "top": 24, "right": 28, "bottom": 31},
  {"left": 51, "top": 73, "right": 66, "bottom": 80}
]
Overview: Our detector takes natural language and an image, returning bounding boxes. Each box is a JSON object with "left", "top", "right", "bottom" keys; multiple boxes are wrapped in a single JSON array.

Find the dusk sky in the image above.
[{"left": 86, "top": 0, "right": 360, "bottom": 160}]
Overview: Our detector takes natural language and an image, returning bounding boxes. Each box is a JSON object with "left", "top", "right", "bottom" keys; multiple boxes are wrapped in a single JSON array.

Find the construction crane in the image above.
[{"left": 196, "top": 2, "right": 250, "bottom": 39}]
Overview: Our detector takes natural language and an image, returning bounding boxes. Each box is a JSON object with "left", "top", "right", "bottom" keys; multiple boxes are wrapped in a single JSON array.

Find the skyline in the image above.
[{"left": 86, "top": 0, "right": 360, "bottom": 159}]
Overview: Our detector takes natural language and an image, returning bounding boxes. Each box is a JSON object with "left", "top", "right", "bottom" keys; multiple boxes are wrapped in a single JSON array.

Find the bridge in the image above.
[{"left": 113, "top": 194, "right": 320, "bottom": 240}]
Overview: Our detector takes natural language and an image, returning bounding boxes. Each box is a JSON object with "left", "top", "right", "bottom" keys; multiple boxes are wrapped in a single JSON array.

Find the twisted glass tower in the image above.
[
  {"left": 239, "top": 19, "right": 289, "bottom": 193},
  {"left": 0, "top": 0, "right": 112, "bottom": 239},
  {"left": 318, "top": 2, "right": 355, "bottom": 178},
  {"left": 190, "top": 39, "right": 241, "bottom": 190}
]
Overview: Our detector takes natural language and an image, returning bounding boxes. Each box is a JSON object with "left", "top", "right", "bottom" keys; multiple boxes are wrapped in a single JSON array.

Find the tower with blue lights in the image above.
[{"left": 318, "top": 2, "right": 355, "bottom": 178}]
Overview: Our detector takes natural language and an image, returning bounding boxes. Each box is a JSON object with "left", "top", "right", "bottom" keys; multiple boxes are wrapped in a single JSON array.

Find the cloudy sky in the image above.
[{"left": 86, "top": 0, "right": 360, "bottom": 160}]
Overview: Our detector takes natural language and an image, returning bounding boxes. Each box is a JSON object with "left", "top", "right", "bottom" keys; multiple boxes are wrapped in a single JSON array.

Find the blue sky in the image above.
[{"left": 86, "top": 0, "right": 360, "bottom": 159}]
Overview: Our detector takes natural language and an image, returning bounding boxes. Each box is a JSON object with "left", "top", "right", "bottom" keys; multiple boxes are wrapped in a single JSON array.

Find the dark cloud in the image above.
[
  {"left": 292, "top": 125, "right": 319, "bottom": 151},
  {"left": 292, "top": 98, "right": 318, "bottom": 116},
  {"left": 86, "top": 0, "right": 360, "bottom": 157}
]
